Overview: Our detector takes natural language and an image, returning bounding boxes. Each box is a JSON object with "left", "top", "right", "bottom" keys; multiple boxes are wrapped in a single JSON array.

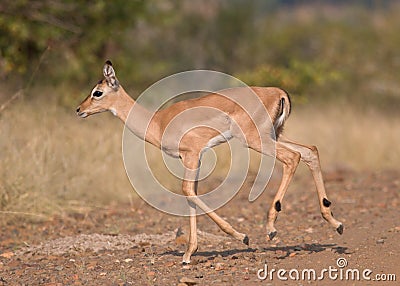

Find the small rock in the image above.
[
  {"left": 55, "top": 266, "right": 63, "bottom": 271},
  {"left": 179, "top": 276, "right": 197, "bottom": 285},
  {"left": 124, "top": 258, "right": 133, "bottom": 263},
  {"left": 0, "top": 252, "right": 14, "bottom": 259},
  {"left": 128, "top": 248, "right": 140, "bottom": 255},
  {"left": 175, "top": 227, "right": 188, "bottom": 245},
  {"left": 388, "top": 227, "right": 398, "bottom": 232},
  {"left": 215, "top": 262, "right": 225, "bottom": 271},
  {"left": 376, "top": 239, "right": 384, "bottom": 244},
  {"left": 175, "top": 236, "right": 188, "bottom": 245},
  {"left": 149, "top": 257, "right": 155, "bottom": 265},
  {"left": 289, "top": 252, "right": 297, "bottom": 257},
  {"left": 164, "top": 261, "right": 174, "bottom": 267},
  {"left": 138, "top": 241, "right": 150, "bottom": 247},
  {"left": 147, "top": 271, "right": 156, "bottom": 277},
  {"left": 99, "top": 272, "right": 107, "bottom": 276},
  {"left": 182, "top": 264, "right": 191, "bottom": 270},
  {"left": 222, "top": 276, "right": 230, "bottom": 282},
  {"left": 248, "top": 267, "right": 257, "bottom": 274},
  {"left": 305, "top": 227, "right": 314, "bottom": 233}
]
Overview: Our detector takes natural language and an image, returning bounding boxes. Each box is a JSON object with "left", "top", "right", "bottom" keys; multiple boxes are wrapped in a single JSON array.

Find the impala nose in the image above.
[{"left": 76, "top": 107, "right": 80, "bottom": 114}]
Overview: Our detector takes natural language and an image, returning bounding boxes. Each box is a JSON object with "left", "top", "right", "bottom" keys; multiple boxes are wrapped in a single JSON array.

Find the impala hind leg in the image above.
[
  {"left": 247, "top": 141, "right": 300, "bottom": 240},
  {"left": 279, "top": 137, "right": 343, "bottom": 234},
  {"left": 265, "top": 143, "right": 301, "bottom": 240}
]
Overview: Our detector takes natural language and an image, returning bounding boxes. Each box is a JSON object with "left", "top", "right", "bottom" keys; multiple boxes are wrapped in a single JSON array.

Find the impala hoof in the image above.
[
  {"left": 336, "top": 224, "right": 344, "bottom": 235},
  {"left": 243, "top": 235, "right": 249, "bottom": 246},
  {"left": 268, "top": 231, "right": 277, "bottom": 241}
]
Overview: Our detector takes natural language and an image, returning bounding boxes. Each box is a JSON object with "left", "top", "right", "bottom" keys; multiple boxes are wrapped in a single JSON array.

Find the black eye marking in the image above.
[{"left": 93, "top": 90, "right": 103, "bottom": 97}]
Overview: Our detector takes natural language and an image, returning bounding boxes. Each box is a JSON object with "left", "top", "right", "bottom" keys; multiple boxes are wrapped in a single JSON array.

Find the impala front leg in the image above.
[
  {"left": 181, "top": 152, "right": 248, "bottom": 264},
  {"left": 182, "top": 197, "right": 198, "bottom": 264},
  {"left": 182, "top": 188, "right": 198, "bottom": 264},
  {"left": 181, "top": 155, "right": 200, "bottom": 264}
]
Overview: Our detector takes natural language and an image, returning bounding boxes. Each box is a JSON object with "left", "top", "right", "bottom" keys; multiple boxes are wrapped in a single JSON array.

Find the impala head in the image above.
[{"left": 76, "top": 60, "right": 121, "bottom": 118}]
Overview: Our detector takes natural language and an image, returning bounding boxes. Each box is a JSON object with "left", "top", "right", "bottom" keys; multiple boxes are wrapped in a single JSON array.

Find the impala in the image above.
[{"left": 76, "top": 61, "right": 343, "bottom": 264}]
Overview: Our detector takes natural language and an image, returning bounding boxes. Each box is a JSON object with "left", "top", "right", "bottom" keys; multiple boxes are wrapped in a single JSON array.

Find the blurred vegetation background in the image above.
[
  {"left": 1, "top": 0, "right": 399, "bottom": 223},
  {"left": 1, "top": 0, "right": 399, "bottom": 107}
]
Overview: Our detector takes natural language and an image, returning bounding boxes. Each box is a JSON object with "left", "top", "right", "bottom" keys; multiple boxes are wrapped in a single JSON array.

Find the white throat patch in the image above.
[{"left": 110, "top": 108, "right": 118, "bottom": 116}]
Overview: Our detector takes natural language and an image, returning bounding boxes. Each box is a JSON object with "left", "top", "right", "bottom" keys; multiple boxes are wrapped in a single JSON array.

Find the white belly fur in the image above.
[{"left": 205, "top": 130, "right": 233, "bottom": 150}]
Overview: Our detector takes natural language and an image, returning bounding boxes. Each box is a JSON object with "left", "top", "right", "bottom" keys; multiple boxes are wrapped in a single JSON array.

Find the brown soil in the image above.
[{"left": 1, "top": 170, "right": 399, "bottom": 285}]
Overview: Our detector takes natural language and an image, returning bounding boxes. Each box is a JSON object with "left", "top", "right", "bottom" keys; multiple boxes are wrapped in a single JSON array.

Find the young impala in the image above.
[{"left": 76, "top": 61, "right": 343, "bottom": 264}]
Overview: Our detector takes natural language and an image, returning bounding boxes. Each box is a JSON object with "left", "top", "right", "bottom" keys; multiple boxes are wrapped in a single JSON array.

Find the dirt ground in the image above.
[{"left": 0, "top": 170, "right": 399, "bottom": 285}]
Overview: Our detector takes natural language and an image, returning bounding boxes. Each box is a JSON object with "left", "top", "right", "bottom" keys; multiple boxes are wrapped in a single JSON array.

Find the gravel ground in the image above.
[{"left": 1, "top": 170, "right": 399, "bottom": 285}]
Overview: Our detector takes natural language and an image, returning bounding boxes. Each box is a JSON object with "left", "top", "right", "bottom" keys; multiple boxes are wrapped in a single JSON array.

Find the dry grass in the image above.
[
  {"left": 285, "top": 104, "right": 400, "bottom": 171},
  {"left": 0, "top": 96, "right": 132, "bottom": 223},
  {"left": 0, "top": 94, "right": 398, "bottom": 224}
]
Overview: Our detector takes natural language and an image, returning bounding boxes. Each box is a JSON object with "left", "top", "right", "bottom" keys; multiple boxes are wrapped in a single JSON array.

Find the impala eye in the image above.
[{"left": 93, "top": 90, "right": 103, "bottom": 98}]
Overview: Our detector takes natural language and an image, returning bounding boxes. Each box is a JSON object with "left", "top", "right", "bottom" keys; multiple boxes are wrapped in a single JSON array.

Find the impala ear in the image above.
[{"left": 103, "top": 60, "right": 119, "bottom": 89}]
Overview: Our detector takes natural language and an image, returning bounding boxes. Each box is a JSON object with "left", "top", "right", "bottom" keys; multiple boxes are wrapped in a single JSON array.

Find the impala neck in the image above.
[{"left": 114, "top": 87, "right": 160, "bottom": 147}]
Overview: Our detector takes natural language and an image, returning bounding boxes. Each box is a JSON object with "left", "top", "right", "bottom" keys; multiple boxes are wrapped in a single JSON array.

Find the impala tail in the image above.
[{"left": 274, "top": 90, "right": 291, "bottom": 137}]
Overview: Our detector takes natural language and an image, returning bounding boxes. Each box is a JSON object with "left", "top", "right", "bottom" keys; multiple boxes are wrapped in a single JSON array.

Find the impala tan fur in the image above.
[{"left": 76, "top": 61, "right": 343, "bottom": 264}]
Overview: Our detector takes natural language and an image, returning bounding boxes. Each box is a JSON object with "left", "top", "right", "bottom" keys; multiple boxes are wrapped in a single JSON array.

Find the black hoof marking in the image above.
[
  {"left": 336, "top": 224, "right": 344, "bottom": 235},
  {"left": 323, "top": 198, "right": 331, "bottom": 207},
  {"left": 182, "top": 261, "right": 190, "bottom": 266},
  {"left": 268, "top": 231, "right": 277, "bottom": 240},
  {"left": 275, "top": 200, "right": 281, "bottom": 212},
  {"left": 243, "top": 235, "right": 249, "bottom": 246}
]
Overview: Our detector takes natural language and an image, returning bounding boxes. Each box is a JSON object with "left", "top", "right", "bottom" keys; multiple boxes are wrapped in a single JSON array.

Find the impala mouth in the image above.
[
  {"left": 77, "top": 111, "right": 88, "bottom": 118},
  {"left": 76, "top": 106, "right": 89, "bottom": 118}
]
